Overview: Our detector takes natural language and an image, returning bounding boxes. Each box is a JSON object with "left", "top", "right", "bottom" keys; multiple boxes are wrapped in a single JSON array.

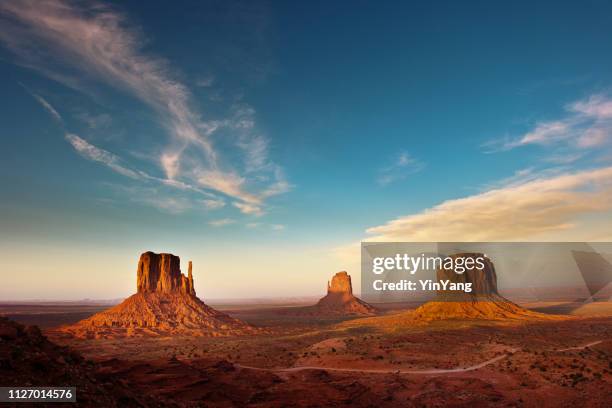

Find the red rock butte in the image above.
[
  {"left": 315, "top": 271, "right": 377, "bottom": 315},
  {"left": 58, "top": 252, "right": 255, "bottom": 338},
  {"left": 413, "top": 253, "right": 558, "bottom": 321}
]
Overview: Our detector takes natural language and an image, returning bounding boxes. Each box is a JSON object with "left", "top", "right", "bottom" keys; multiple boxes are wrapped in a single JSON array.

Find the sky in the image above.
[{"left": 2, "top": 0, "right": 612, "bottom": 300}]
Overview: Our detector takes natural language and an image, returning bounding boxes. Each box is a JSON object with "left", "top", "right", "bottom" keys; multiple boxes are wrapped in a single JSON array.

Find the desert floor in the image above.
[{"left": 2, "top": 300, "right": 612, "bottom": 407}]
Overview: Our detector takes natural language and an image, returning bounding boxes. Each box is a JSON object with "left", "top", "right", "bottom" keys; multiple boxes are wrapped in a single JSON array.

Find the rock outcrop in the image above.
[
  {"left": 315, "top": 271, "right": 377, "bottom": 315},
  {"left": 0, "top": 317, "right": 151, "bottom": 406},
  {"left": 413, "top": 253, "right": 554, "bottom": 320},
  {"left": 58, "top": 252, "right": 254, "bottom": 338}
]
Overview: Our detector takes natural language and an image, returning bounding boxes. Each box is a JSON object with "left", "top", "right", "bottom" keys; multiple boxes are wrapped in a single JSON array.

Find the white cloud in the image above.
[
  {"left": 571, "top": 95, "right": 612, "bottom": 118},
  {"left": 271, "top": 224, "right": 285, "bottom": 231},
  {"left": 197, "top": 169, "right": 257, "bottom": 204},
  {"left": 544, "top": 152, "right": 584, "bottom": 165},
  {"left": 485, "top": 94, "right": 612, "bottom": 152},
  {"left": 137, "top": 195, "right": 193, "bottom": 214},
  {"left": 377, "top": 151, "right": 425, "bottom": 186},
  {"left": 209, "top": 218, "right": 235, "bottom": 227},
  {"left": 75, "top": 111, "right": 112, "bottom": 129},
  {"left": 577, "top": 127, "right": 607, "bottom": 148},
  {"left": 233, "top": 201, "right": 264, "bottom": 216},
  {"left": 202, "top": 199, "right": 225, "bottom": 210},
  {"left": 65, "top": 133, "right": 144, "bottom": 180},
  {"left": 20, "top": 84, "right": 63, "bottom": 122},
  {"left": 32, "top": 93, "right": 62, "bottom": 122},
  {"left": 195, "top": 75, "right": 214, "bottom": 88},
  {"left": 517, "top": 120, "right": 574, "bottom": 146}
]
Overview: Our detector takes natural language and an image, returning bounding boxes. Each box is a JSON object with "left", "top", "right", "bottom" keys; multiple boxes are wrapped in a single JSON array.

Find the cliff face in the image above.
[
  {"left": 327, "top": 271, "right": 353, "bottom": 295},
  {"left": 436, "top": 253, "right": 499, "bottom": 300},
  {"left": 136, "top": 252, "right": 195, "bottom": 296}
]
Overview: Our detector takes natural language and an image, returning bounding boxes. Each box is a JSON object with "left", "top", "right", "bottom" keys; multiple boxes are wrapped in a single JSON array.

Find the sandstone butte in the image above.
[
  {"left": 412, "top": 253, "right": 558, "bottom": 321},
  {"left": 314, "top": 271, "right": 377, "bottom": 315},
  {"left": 58, "top": 252, "right": 255, "bottom": 338}
]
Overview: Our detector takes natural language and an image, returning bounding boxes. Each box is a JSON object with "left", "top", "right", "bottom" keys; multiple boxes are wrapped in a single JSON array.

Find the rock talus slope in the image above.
[
  {"left": 59, "top": 252, "right": 254, "bottom": 338},
  {"left": 413, "top": 253, "right": 555, "bottom": 320}
]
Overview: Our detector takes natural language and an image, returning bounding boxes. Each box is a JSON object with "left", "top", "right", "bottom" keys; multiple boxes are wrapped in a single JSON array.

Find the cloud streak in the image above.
[
  {"left": 377, "top": 151, "right": 425, "bottom": 186},
  {"left": 485, "top": 95, "right": 612, "bottom": 152},
  {"left": 65, "top": 133, "right": 144, "bottom": 180},
  {"left": 31, "top": 93, "right": 62, "bottom": 122},
  {"left": 209, "top": 218, "right": 235, "bottom": 227}
]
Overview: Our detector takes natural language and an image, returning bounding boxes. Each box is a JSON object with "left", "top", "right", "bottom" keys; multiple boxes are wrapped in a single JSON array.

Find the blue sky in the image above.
[{"left": 2, "top": 0, "right": 612, "bottom": 299}]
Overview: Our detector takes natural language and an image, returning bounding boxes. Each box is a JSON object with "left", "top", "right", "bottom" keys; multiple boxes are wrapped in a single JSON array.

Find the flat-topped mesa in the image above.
[{"left": 136, "top": 252, "right": 195, "bottom": 295}]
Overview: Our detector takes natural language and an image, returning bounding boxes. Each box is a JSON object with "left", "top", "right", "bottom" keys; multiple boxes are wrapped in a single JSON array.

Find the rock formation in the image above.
[
  {"left": 315, "top": 271, "right": 377, "bottom": 315},
  {"left": 59, "top": 252, "right": 254, "bottom": 338},
  {"left": 413, "top": 253, "right": 553, "bottom": 320},
  {"left": 0, "top": 317, "right": 151, "bottom": 406}
]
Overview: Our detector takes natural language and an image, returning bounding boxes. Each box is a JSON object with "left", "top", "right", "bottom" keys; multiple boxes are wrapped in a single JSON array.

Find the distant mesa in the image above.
[
  {"left": 278, "top": 271, "right": 376, "bottom": 317},
  {"left": 312, "top": 271, "right": 377, "bottom": 316},
  {"left": 58, "top": 252, "right": 255, "bottom": 338},
  {"left": 413, "top": 253, "right": 555, "bottom": 321}
]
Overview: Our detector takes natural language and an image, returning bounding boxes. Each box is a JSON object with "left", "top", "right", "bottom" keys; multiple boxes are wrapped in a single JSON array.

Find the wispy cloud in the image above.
[
  {"left": 480, "top": 166, "right": 569, "bottom": 191},
  {"left": 75, "top": 111, "right": 112, "bottom": 130},
  {"left": 32, "top": 93, "right": 62, "bottom": 122},
  {"left": 65, "top": 133, "right": 144, "bottom": 180},
  {"left": 233, "top": 201, "right": 264, "bottom": 216},
  {"left": 543, "top": 152, "right": 584, "bottom": 165},
  {"left": 0, "top": 0, "right": 290, "bottom": 215},
  {"left": 136, "top": 195, "right": 194, "bottom": 215},
  {"left": 20, "top": 83, "right": 63, "bottom": 122},
  {"left": 195, "top": 74, "right": 214, "bottom": 88},
  {"left": 377, "top": 151, "right": 425, "bottom": 186},
  {"left": 104, "top": 183, "right": 198, "bottom": 214},
  {"left": 209, "top": 218, "right": 235, "bottom": 227},
  {"left": 201, "top": 199, "right": 225, "bottom": 210},
  {"left": 484, "top": 94, "right": 612, "bottom": 152},
  {"left": 244, "top": 222, "right": 285, "bottom": 230}
]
